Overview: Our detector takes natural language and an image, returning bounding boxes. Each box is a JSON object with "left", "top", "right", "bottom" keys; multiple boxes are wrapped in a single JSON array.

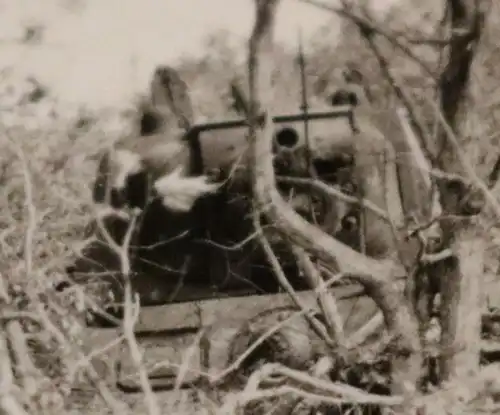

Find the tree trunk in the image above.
[
  {"left": 435, "top": 0, "right": 489, "bottom": 382},
  {"left": 246, "top": 1, "right": 422, "bottom": 413}
]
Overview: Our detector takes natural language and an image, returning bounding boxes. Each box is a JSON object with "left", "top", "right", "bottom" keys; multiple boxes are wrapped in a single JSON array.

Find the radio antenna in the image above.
[
  {"left": 297, "top": 29, "right": 310, "bottom": 159},
  {"left": 297, "top": 29, "right": 315, "bottom": 177},
  {"left": 297, "top": 28, "right": 319, "bottom": 225}
]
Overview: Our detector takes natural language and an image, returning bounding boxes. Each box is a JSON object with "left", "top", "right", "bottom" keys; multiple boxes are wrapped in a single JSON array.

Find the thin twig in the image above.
[
  {"left": 93, "top": 209, "right": 161, "bottom": 415},
  {"left": 253, "top": 213, "right": 335, "bottom": 349},
  {"left": 243, "top": 362, "right": 412, "bottom": 406},
  {"left": 428, "top": 97, "right": 500, "bottom": 219},
  {"left": 209, "top": 310, "right": 309, "bottom": 385},
  {"left": 293, "top": 246, "right": 347, "bottom": 354},
  {"left": 277, "top": 175, "right": 390, "bottom": 221},
  {"left": 300, "top": 0, "right": 439, "bottom": 79}
]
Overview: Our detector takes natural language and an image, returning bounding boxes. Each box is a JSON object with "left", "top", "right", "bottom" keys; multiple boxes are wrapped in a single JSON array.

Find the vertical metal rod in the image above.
[
  {"left": 297, "top": 29, "right": 313, "bottom": 177},
  {"left": 297, "top": 29, "right": 319, "bottom": 225}
]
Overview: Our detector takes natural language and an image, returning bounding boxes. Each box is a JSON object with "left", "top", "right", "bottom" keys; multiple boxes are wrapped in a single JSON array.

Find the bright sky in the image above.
[{"left": 0, "top": 0, "right": 397, "bottom": 110}]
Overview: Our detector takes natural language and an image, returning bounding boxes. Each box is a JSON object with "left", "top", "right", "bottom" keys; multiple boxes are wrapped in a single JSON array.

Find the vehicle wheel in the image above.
[{"left": 228, "top": 307, "right": 327, "bottom": 380}]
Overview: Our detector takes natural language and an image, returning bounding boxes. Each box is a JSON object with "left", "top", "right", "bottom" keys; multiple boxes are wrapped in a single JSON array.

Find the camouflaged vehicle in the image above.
[{"left": 66, "top": 66, "right": 411, "bottom": 407}]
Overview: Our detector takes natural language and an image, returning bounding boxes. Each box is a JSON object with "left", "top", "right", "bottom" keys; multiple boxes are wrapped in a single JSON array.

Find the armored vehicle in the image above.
[{"left": 67, "top": 67, "right": 405, "bottom": 409}]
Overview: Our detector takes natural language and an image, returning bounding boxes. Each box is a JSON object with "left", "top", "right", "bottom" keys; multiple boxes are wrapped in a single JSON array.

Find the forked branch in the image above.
[
  {"left": 247, "top": 1, "right": 403, "bottom": 283},
  {"left": 246, "top": 0, "right": 422, "bottom": 411}
]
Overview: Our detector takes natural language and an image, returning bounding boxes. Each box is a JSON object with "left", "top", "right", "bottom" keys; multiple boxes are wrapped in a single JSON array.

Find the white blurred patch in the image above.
[
  {"left": 154, "top": 166, "right": 219, "bottom": 212},
  {"left": 94, "top": 203, "right": 131, "bottom": 221},
  {"left": 425, "top": 317, "right": 441, "bottom": 345},
  {"left": 140, "top": 140, "right": 188, "bottom": 177},
  {"left": 110, "top": 149, "right": 143, "bottom": 190}
]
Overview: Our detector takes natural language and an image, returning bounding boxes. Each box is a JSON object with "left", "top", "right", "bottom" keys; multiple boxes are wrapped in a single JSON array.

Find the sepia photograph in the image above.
[{"left": 1, "top": 0, "right": 499, "bottom": 413}]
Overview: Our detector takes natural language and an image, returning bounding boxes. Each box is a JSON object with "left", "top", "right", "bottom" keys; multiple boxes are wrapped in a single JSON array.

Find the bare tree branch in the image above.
[
  {"left": 432, "top": 0, "right": 490, "bottom": 383},
  {"left": 247, "top": 0, "right": 408, "bottom": 283},
  {"left": 293, "top": 246, "right": 347, "bottom": 353},
  {"left": 246, "top": 1, "right": 423, "bottom": 412},
  {"left": 300, "top": 0, "right": 440, "bottom": 80}
]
